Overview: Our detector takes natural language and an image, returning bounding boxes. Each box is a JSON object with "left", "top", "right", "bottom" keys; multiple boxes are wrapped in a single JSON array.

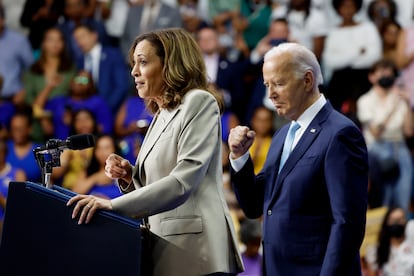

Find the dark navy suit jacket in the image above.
[
  {"left": 77, "top": 46, "right": 130, "bottom": 115},
  {"left": 232, "top": 102, "right": 368, "bottom": 275}
]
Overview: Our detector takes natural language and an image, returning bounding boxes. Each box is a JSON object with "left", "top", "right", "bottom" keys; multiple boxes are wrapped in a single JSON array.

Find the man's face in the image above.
[
  {"left": 269, "top": 21, "right": 289, "bottom": 40},
  {"left": 73, "top": 27, "right": 98, "bottom": 53},
  {"left": 263, "top": 53, "right": 307, "bottom": 121},
  {"left": 197, "top": 28, "right": 219, "bottom": 55}
]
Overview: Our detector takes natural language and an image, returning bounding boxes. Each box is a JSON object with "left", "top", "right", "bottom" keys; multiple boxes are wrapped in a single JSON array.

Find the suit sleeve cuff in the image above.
[{"left": 229, "top": 152, "right": 250, "bottom": 172}]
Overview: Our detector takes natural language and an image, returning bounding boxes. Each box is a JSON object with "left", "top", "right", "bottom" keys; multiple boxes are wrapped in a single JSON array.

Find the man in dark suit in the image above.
[
  {"left": 59, "top": 0, "right": 110, "bottom": 61},
  {"left": 228, "top": 42, "right": 368, "bottom": 275},
  {"left": 73, "top": 23, "right": 130, "bottom": 115},
  {"left": 196, "top": 26, "right": 247, "bottom": 131}
]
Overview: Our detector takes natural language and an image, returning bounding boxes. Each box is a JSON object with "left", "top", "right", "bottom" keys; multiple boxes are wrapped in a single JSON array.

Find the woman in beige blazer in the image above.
[{"left": 67, "top": 28, "right": 244, "bottom": 276}]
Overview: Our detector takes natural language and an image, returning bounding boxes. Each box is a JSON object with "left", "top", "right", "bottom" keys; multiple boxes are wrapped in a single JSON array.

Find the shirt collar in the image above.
[
  {"left": 88, "top": 43, "right": 102, "bottom": 58},
  {"left": 295, "top": 93, "right": 326, "bottom": 129}
]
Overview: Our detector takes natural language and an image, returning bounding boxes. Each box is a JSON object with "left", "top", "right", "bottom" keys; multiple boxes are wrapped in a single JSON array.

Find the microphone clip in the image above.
[
  {"left": 33, "top": 141, "right": 64, "bottom": 189},
  {"left": 33, "top": 134, "right": 96, "bottom": 189}
]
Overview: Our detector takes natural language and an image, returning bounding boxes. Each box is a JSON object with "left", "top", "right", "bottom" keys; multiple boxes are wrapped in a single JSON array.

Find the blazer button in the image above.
[{"left": 267, "top": 210, "right": 272, "bottom": 216}]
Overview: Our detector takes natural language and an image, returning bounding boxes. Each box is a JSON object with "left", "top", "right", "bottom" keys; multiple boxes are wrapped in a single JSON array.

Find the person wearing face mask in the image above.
[
  {"left": 365, "top": 207, "right": 408, "bottom": 275},
  {"left": 387, "top": 219, "right": 414, "bottom": 275},
  {"left": 357, "top": 59, "right": 414, "bottom": 213}
]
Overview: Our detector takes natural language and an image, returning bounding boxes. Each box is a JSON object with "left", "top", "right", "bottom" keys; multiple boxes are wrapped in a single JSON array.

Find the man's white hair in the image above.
[{"left": 264, "top": 42, "right": 324, "bottom": 87}]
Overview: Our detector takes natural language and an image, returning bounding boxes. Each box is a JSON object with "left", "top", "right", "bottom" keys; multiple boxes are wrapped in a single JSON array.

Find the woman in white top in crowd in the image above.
[
  {"left": 323, "top": 0, "right": 382, "bottom": 113},
  {"left": 357, "top": 59, "right": 414, "bottom": 213}
]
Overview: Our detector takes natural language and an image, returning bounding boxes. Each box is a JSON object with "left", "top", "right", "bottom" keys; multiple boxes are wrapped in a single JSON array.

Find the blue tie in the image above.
[{"left": 279, "top": 122, "right": 300, "bottom": 173}]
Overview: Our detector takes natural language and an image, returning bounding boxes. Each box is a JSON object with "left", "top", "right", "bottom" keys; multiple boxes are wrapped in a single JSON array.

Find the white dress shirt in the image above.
[
  {"left": 204, "top": 53, "right": 219, "bottom": 84},
  {"left": 85, "top": 43, "right": 102, "bottom": 83}
]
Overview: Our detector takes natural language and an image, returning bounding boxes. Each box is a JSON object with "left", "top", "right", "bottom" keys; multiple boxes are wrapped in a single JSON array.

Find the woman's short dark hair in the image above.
[
  {"left": 369, "top": 58, "right": 399, "bottom": 77},
  {"left": 332, "top": 0, "right": 363, "bottom": 13}
]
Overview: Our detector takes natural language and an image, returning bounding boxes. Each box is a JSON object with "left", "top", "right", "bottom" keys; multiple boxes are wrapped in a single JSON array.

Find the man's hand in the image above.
[{"left": 228, "top": 126, "right": 256, "bottom": 159}]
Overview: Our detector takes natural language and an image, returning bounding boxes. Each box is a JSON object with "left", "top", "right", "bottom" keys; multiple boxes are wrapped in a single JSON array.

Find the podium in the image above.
[{"left": 0, "top": 182, "right": 142, "bottom": 276}]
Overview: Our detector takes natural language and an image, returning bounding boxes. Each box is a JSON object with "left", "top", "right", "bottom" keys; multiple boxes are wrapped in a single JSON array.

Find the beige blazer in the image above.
[{"left": 111, "top": 89, "right": 243, "bottom": 276}]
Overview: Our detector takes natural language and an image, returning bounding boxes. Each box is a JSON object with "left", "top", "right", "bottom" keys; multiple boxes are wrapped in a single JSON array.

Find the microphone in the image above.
[{"left": 36, "top": 134, "right": 96, "bottom": 154}]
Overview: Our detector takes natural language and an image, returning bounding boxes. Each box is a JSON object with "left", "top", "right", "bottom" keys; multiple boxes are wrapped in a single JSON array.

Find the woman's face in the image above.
[
  {"left": 10, "top": 115, "right": 31, "bottom": 145},
  {"left": 251, "top": 107, "right": 274, "bottom": 136},
  {"left": 338, "top": 0, "right": 358, "bottom": 21},
  {"left": 387, "top": 208, "right": 406, "bottom": 226},
  {"left": 42, "top": 29, "right": 64, "bottom": 57},
  {"left": 383, "top": 23, "right": 400, "bottom": 47},
  {"left": 95, "top": 136, "right": 115, "bottom": 165},
  {"left": 74, "top": 111, "right": 95, "bottom": 134},
  {"left": 130, "top": 40, "right": 165, "bottom": 103}
]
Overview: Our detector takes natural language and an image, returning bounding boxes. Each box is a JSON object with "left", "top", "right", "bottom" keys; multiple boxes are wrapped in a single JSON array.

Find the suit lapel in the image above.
[
  {"left": 267, "top": 125, "right": 288, "bottom": 196},
  {"left": 270, "top": 102, "right": 333, "bottom": 201},
  {"left": 97, "top": 48, "right": 106, "bottom": 81},
  {"left": 137, "top": 107, "right": 180, "bottom": 182}
]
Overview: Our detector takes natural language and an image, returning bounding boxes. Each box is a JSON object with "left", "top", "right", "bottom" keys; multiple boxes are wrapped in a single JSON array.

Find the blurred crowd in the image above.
[{"left": 1, "top": 0, "right": 414, "bottom": 274}]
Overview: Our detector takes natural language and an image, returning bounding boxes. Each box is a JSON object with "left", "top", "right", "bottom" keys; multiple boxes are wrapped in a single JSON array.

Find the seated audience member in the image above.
[
  {"left": 238, "top": 218, "right": 263, "bottom": 276},
  {"left": 52, "top": 109, "right": 100, "bottom": 189},
  {"left": 196, "top": 26, "right": 248, "bottom": 124},
  {"left": 380, "top": 19, "right": 401, "bottom": 63},
  {"left": 246, "top": 18, "right": 290, "bottom": 124},
  {"left": 249, "top": 18, "right": 291, "bottom": 65},
  {"left": 23, "top": 27, "right": 76, "bottom": 143},
  {"left": 19, "top": 0, "right": 65, "bottom": 53},
  {"left": 395, "top": 24, "right": 414, "bottom": 108},
  {"left": 0, "top": 4, "right": 34, "bottom": 106},
  {"left": 73, "top": 23, "right": 130, "bottom": 115},
  {"left": 323, "top": 0, "right": 382, "bottom": 114},
  {"left": 367, "top": 0, "right": 398, "bottom": 31},
  {"left": 71, "top": 134, "right": 122, "bottom": 199},
  {"left": 6, "top": 109, "right": 42, "bottom": 183},
  {"left": 207, "top": 1, "right": 250, "bottom": 62},
  {"left": 114, "top": 95, "right": 153, "bottom": 164},
  {"left": 232, "top": 0, "right": 273, "bottom": 52},
  {"left": 96, "top": 0, "right": 130, "bottom": 47},
  {"left": 58, "top": 0, "right": 109, "bottom": 61},
  {"left": 120, "top": 0, "right": 182, "bottom": 60},
  {"left": 0, "top": 74, "right": 15, "bottom": 140},
  {"left": 0, "top": 138, "right": 26, "bottom": 234},
  {"left": 357, "top": 59, "right": 414, "bottom": 214},
  {"left": 365, "top": 207, "right": 408, "bottom": 275},
  {"left": 386, "top": 219, "right": 414, "bottom": 275},
  {"left": 248, "top": 106, "right": 275, "bottom": 174},
  {"left": 178, "top": 0, "right": 208, "bottom": 35},
  {"left": 43, "top": 70, "right": 113, "bottom": 140},
  {"left": 271, "top": 0, "right": 329, "bottom": 60}
]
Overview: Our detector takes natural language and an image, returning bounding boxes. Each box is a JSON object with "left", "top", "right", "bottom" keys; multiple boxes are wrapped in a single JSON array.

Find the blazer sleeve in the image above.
[
  {"left": 231, "top": 157, "right": 265, "bottom": 219},
  {"left": 320, "top": 125, "right": 368, "bottom": 275},
  {"left": 111, "top": 91, "right": 221, "bottom": 217}
]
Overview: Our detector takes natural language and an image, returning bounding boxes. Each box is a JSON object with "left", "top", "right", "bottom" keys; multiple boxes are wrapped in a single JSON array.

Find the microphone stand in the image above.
[{"left": 33, "top": 145, "right": 63, "bottom": 189}]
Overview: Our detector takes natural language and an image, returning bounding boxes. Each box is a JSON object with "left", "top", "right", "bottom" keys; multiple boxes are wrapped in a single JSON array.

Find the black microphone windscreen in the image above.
[{"left": 67, "top": 134, "right": 96, "bottom": 150}]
